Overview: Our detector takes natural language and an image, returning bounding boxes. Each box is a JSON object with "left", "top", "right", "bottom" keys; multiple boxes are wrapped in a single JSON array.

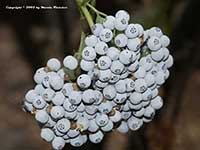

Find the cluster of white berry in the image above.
[{"left": 23, "top": 10, "right": 173, "bottom": 149}]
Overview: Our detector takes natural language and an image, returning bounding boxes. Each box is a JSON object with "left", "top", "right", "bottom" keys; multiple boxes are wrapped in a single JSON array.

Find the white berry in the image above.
[
  {"left": 114, "top": 17, "right": 128, "bottom": 31},
  {"left": 89, "top": 130, "right": 104, "bottom": 144},
  {"left": 69, "top": 91, "right": 82, "bottom": 105},
  {"left": 115, "top": 10, "right": 130, "bottom": 21},
  {"left": 110, "top": 60, "right": 125, "bottom": 75},
  {"left": 97, "top": 56, "right": 112, "bottom": 70},
  {"left": 82, "top": 46, "right": 97, "bottom": 61},
  {"left": 56, "top": 118, "right": 70, "bottom": 133},
  {"left": 80, "top": 59, "right": 95, "bottom": 71},
  {"left": 77, "top": 74, "right": 91, "bottom": 89},
  {"left": 92, "top": 23, "right": 104, "bottom": 36},
  {"left": 115, "top": 34, "right": 128, "bottom": 47},
  {"left": 41, "top": 128, "right": 55, "bottom": 142},
  {"left": 35, "top": 110, "right": 49, "bottom": 124},
  {"left": 100, "top": 28, "right": 113, "bottom": 42},
  {"left": 107, "top": 47, "right": 120, "bottom": 60},
  {"left": 94, "top": 41, "right": 108, "bottom": 55},
  {"left": 63, "top": 55, "right": 78, "bottom": 70},
  {"left": 47, "top": 58, "right": 61, "bottom": 71},
  {"left": 52, "top": 92, "right": 65, "bottom": 106},
  {"left": 50, "top": 106, "right": 65, "bottom": 119},
  {"left": 85, "top": 35, "right": 98, "bottom": 47},
  {"left": 103, "top": 15, "right": 115, "bottom": 30},
  {"left": 52, "top": 137, "right": 65, "bottom": 150},
  {"left": 125, "top": 24, "right": 139, "bottom": 38},
  {"left": 25, "top": 89, "right": 37, "bottom": 103},
  {"left": 127, "top": 38, "right": 141, "bottom": 51},
  {"left": 147, "top": 36, "right": 161, "bottom": 51},
  {"left": 128, "top": 116, "right": 143, "bottom": 131},
  {"left": 103, "top": 85, "right": 116, "bottom": 100}
]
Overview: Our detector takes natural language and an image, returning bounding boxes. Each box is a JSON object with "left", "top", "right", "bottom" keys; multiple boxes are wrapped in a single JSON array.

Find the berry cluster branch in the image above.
[
  {"left": 76, "top": 0, "right": 95, "bottom": 31},
  {"left": 60, "top": 0, "right": 104, "bottom": 82},
  {"left": 86, "top": 3, "right": 107, "bottom": 17},
  {"left": 74, "top": 0, "right": 95, "bottom": 63},
  {"left": 75, "top": 31, "right": 86, "bottom": 61},
  {"left": 74, "top": 0, "right": 107, "bottom": 71}
]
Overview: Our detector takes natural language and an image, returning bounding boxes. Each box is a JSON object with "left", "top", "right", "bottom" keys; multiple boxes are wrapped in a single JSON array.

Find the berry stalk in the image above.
[
  {"left": 75, "top": 0, "right": 95, "bottom": 62},
  {"left": 76, "top": 0, "right": 94, "bottom": 31},
  {"left": 86, "top": 3, "right": 107, "bottom": 17},
  {"left": 74, "top": 31, "right": 86, "bottom": 61}
]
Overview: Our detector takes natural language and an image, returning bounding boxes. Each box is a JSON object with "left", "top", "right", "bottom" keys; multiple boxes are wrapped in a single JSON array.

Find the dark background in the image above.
[{"left": 0, "top": 0, "right": 200, "bottom": 150}]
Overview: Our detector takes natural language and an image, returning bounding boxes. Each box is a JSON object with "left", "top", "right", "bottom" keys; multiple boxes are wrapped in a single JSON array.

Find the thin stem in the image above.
[
  {"left": 80, "top": 5, "right": 94, "bottom": 30},
  {"left": 74, "top": 0, "right": 93, "bottom": 60},
  {"left": 76, "top": 0, "right": 95, "bottom": 31},
  {"left": 72, "top": 0, "right": 97, "bottom": 78},
  {"left": 86, "top": 3, "right": 107, "bottom": 17},
  {"left": 75, "top": 31, "right": 86, "bottom": 61}
]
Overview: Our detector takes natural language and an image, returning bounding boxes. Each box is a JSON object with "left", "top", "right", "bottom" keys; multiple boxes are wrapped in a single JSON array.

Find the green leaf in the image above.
[
  {"left": 96, "top": 14, "right": 105, "bottom": 24},
  {"left": 63, "top": 68, "right": 76, "bottom": 81},
  {"left": 140, "top": 49, "right": 151, "bottom": 59}
]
